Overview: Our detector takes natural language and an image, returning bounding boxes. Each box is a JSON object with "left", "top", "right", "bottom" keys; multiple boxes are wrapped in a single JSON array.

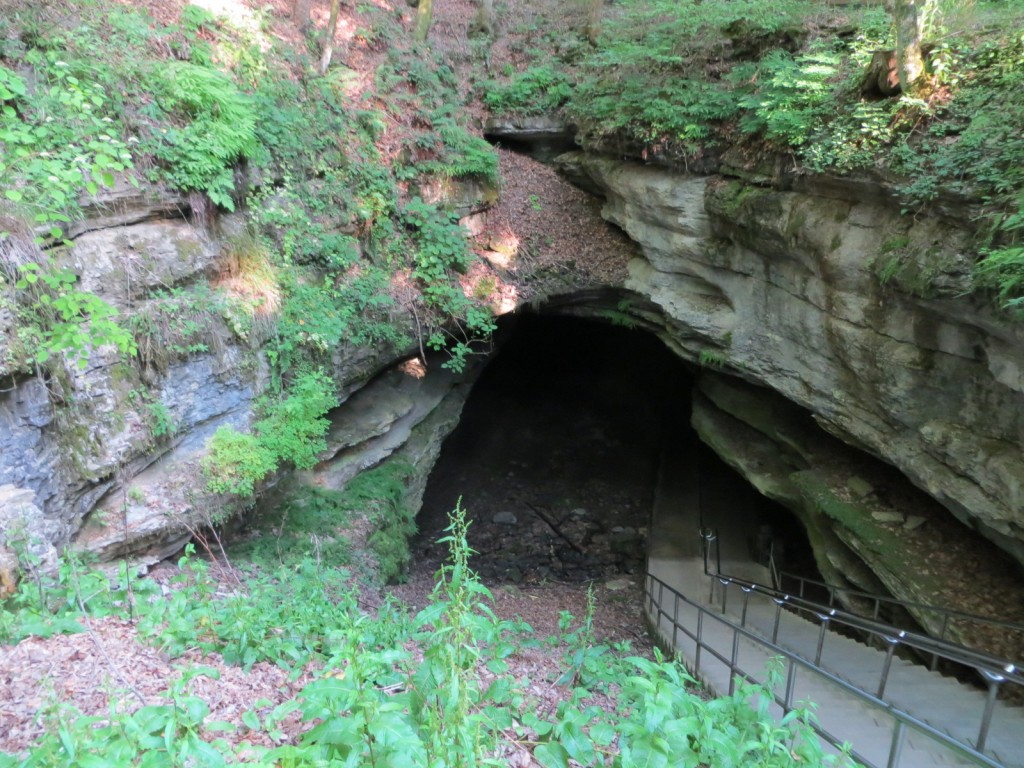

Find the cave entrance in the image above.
[{"left": 414, "top": 312, "right": 819, "bottom": 586}]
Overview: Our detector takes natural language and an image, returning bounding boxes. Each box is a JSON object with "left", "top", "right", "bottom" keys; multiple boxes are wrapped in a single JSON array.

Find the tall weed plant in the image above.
[{"left": 3, "top": 504, "right": 857, "bottom": 767}]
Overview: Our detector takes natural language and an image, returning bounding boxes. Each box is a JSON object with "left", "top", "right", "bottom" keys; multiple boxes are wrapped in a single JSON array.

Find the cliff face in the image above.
[
  {"left": 3, "top": 144, "right": 1023, "bottom": 615},
  {"left": 0, "top": 183, "right": 474, "bottom": 574},
  {"left": 556, "top": 152, "right": 1024, "bottom": 571}
]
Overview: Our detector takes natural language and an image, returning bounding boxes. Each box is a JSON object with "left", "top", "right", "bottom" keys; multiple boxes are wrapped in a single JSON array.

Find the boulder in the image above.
[{"left": 0, "top": 484, "right": 59, "bottom": 595}]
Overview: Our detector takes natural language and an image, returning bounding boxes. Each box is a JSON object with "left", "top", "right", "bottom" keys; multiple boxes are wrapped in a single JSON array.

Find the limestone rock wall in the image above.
[
  {"left": 0, "top": 161, "right": 516, "bottom": 580},
  {"left": 558, "top": 152, "right": 1024, "bottom": 569},
  {"left": 0, "top": 187, "right": 437, "bottom": 572}
]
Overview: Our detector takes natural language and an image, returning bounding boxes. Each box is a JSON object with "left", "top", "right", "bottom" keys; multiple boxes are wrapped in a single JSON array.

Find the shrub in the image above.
[
  {"left": 202, "top": 370, "right": 338, "bottom": 497},
  {"left": 202, "top": 426, "right": 276, "bottom": 496},
  {"left": 483, "top": 65, "right": 574, "bottom": 115},
  {"left": 0, "top": 52, "right": 133, "bottom": 229},
  {"left": 145, "top": 61, "right": 258, "bottom": 209},
  {"left": 253, "top": 370, "right": 338, "bottom": 470}
]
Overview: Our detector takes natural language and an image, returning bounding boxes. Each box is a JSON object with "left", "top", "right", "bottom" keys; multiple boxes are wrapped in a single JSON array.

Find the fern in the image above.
[
  {"left": 147, "top": 61, "right": 258, "bottom": 209},
  {"left": 736, "top": 46, "right": 841, "bottom": 147}
]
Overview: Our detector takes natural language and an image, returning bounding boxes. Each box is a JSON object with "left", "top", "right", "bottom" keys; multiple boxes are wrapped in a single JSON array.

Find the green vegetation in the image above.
[
  {"left": 348, "top": 461, "right": 418, "bottom": 584},
  {"left": 202, "top": 370, "right": 338, "bottom": 498},
  {"left": 1, "top": 505, "right": 855, "bottom": 768},
  {"left": 0, "top": 52, "right": 133, "bottom": 226},
  {"left": 486, "top": 0, "right": 1024, "bottom": 306},
  {"left": 1, "top": 0, "right": 496, "bottom": 385},
  {"left": 241, "top": 459, "right": 419, "bottom": 583},
  {"left": 483, "top": 65, "right": 573, "bottom": 115},
  {"left": 699, "top": 348, "right": 728, "bottom": 369},
  {"left": 128, "top": 286, "right": 223, "bottom": 374},
  {"left": 145, "top": 61, "right": 258, "bottom": 210},
  {"left": 9, "top": 263, "right": 136, "bottom": 369},
  {"left": 377, "top": 49, "right": 499, "bottom": 184},
  {"left": 0, "top": 44, "right": 136, "bottom": 370}
]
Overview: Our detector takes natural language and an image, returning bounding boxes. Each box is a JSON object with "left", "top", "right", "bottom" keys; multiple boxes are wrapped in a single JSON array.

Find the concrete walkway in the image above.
[{"left": 647, "top": 441, "right": 1023, "bottom": 768}]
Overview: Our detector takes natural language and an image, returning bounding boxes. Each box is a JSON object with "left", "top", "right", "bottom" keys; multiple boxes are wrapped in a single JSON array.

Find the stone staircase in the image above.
[{"left": 646, "top": 556, "right": 1024, "bottom": 768}]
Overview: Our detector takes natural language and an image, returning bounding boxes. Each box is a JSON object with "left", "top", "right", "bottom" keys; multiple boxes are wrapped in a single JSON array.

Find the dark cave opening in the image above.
[{"left": 414, "top": 312, "right": 821, "bottom": 586}]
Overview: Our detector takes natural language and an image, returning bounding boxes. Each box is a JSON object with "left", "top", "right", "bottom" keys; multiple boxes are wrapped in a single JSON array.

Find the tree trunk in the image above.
[
  {"left": 889, "top": 0, "right": 927, "bottom": 95},
  {"left": 414, "top": 0, "right": 433, "bottom": 43},
  {"left": 860, "top": 50, "right": 901, "bottom": 97},
  {"left": 585, "top": 0, "right": 603, "bottom": 46},
  {"left": 469, "top": 0, "right": 495, "bottom": 38},
  {"left": 292, "top": 0, "right": 314, "bottom": 34},
  {"left": 319, "top": 0, "right": 343, "bottom": 75}
]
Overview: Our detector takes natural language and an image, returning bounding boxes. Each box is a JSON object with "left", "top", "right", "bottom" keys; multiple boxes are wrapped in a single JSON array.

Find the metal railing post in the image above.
[
  {"left": 672, "top": 590, "right": 680, "bottom": 648},
  {"left": 783, "top": 658, "right": 797, "bottom": 712},
  {"left": 887, "top": 721, "right": 906, "bottom": 768},
  {"left": 815, "top": 609, "right": 835, "bottom": 666},
  {"left": 877, "top": 632, "right": 905, "bottom": 700},
  {"left": 741, "top": 586, "right": 753, "bottom": 627},
  {"left": 773, "top": 597, "right": 786, "bottom": 644},
  {"left": 931, "top": 614, "right": 951, "bottom": 671},
  {"left": 695, "top": 608, "right": 704, "bottom": 674},
  {"left": 729, "top": 627, "right": 740, "bottom": 696},
  {"left": 976, "top": 669, "right": 1005, "bottom": 753}
]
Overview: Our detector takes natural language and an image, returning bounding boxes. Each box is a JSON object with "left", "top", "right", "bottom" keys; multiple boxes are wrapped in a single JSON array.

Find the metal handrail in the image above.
[
  {"left": 644, "top": 571, "right": 1006, "bottom": 768},
  {"left": 771, "top": 560, "right": 1024, "bottom": 640},
  {"left": 702, "top": 527, "right": 1024, "bottom": 670},
  {"left": 696, "top": 527, "right": 1024, "bottom": 758},
  {"left": 714, "top": 569, "right": 1022, "bottom": 679}
]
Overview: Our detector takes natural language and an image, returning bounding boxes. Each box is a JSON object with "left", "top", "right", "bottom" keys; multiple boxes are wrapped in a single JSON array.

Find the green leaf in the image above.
[
  {"left": 4, "top": 189, "right": 23, "bottom": 202},
  {"left": 534, "top": 742, "right": 570, "bottom": 768},
  {"left": 590, "top": 721, "right": 617, "bottom": 746}
]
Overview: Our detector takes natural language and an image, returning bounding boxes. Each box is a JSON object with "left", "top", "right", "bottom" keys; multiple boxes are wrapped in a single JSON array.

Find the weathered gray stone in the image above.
[
  {"left": 690, "top": 385, "right": 991, "bottom": 641},
  {"left": 410, "top": 176, "right": 499, "bottom": 219},
  {"left": 560, "top": 151, "right": 1024, "bottom": 569},
  {"left": 604, "top": 576, "right": 634, "bottom": 591},
  {"left": 848, "top": 476, "right": 875, "bottom": 500},
  {"left": 483, "top": 116, "right": 577, "bottom": 161},
  {"left": 492, "top": 511, "right": 518, "bottom": 525},
  {"left": 156, "top": 347, "right": 261, "bottom": 452},
  {"left": 72, "top": 219, "right": 225, "bottom": 307},
  {"left": 66, "top": 176, "right": 191, "bottom": 238},
  {"left": 0, "top": 484, "right": 59, "bottom": 592},
  {"left": 871, "top": 511, "right": 905, "bottom": 524}
]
